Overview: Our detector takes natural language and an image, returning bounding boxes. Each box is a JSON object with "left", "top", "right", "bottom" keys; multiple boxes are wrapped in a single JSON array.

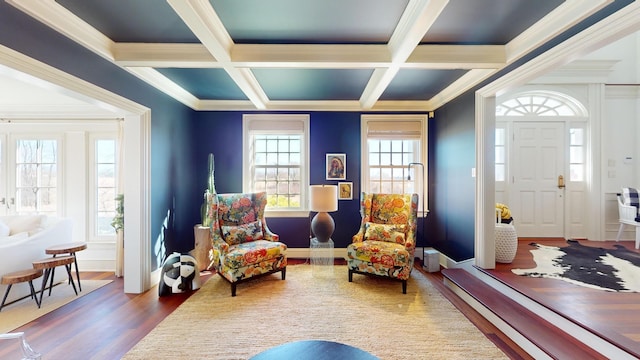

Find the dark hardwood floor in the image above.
[
  {"left": 484, "top": 238, "right": 640, "bottom": 357},
  {"left": 2, "top": 240, "right": 636, "bottom": 359}
]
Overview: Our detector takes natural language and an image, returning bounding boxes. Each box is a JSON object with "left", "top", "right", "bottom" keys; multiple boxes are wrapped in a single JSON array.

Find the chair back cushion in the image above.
[
  {"left": 360, "top": 193, "right": 418, "bottom": 243},
  {"left": 364, "top": 222, "right": 406, "bottom": 244},
  {"left": 215, "top": 192, "right": 268, "bottom": 245},
  {"left": 363, "top": 193, "right": 414, "bottom": 225},
  {"left": 622, "top": 188, "right": 640, "bottom": 208}
]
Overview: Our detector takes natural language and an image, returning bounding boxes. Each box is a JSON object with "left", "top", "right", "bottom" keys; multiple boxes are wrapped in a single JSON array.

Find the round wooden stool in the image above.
[
  {"left": 1, "top": 268, "right": 43, "bottom": 311},
  {"left": 46, "top": 241, "right": 87, "bottom": 291},
  {"left": 32, "top": 255, "right": 77, "bottom": 306}
]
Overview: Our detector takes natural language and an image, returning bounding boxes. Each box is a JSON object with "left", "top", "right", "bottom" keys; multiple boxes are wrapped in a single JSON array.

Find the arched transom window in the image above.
[{"left": 496, "top": 91, "right": 588, "bottom": 117}]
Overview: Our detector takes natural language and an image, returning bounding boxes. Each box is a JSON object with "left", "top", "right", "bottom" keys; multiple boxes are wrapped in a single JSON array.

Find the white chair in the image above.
[
  {"left": 0, "top": 332, "right": 41, "bottom": 359},
  {"left": 616, "top": 189, "right": 640, "bottom": 249}
]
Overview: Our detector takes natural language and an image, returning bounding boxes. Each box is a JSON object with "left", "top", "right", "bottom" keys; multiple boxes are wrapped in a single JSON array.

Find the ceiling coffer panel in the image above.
[{"left": 8, "top": 0, "right": 611, "bottom": 111}]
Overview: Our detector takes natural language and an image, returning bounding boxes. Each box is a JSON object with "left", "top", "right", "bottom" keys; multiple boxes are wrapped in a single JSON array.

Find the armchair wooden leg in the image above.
[
  {"left": 402, "top": 280, "right": 407, "bottom": 294},
  {"left": 348, "top": 269, "right": 353, "bottom": 282},
  {"left": 231, "top": 283, "right": 237, "bottom": 297},
  {"left": 281, "top": 267, "right": 286, "bottom": 280}
]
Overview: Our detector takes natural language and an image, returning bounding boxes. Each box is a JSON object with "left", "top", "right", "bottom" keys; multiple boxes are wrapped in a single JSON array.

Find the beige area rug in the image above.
[
  {"left": 124, "top": 265, "right": 507, "bottom": 360},
  {"left": 0, "top": 279, "right": 112, "bottom": 333}
]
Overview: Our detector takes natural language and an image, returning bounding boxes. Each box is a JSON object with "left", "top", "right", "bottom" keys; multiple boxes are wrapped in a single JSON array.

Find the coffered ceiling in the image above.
[{"left": 4, "top": 0, "right": 617, "bottom": 112}]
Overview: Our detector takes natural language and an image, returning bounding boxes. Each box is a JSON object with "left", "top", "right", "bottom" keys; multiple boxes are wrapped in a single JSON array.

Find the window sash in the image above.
[
  {"left": 243, "top": 114, "right": 309, "bottom": 215},
  {"left": 361, "top": 115, "right": 427, "bottom": 211}
]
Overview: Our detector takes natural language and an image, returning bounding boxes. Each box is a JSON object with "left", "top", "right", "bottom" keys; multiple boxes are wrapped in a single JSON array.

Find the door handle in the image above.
[{"left": 558, "top": 175, "right": 565, "bottom": 189}]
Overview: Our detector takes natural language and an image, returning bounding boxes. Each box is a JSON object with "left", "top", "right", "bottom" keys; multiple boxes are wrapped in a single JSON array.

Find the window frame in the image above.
[
  {"left": 9, "top": 134, "right": 63, "bottom": 216},
  {"left": 242, "top": 114, "right": 310, "bottom": 218},
  {"left": 88, "top": 133, "right": 118, "bottom": 241},
  {"left": 360, "top": 114, "right": 428, "bottom": 215}
]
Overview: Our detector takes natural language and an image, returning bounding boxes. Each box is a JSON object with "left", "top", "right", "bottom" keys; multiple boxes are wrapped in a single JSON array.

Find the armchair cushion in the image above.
[
  {"left": 364, "top": 222, "right": 406, "bottom": 245},
  {"left": 221, "top": 220, "right": 263, "bottom": 245},
  {"left": 223, "top": 240, "right": 287, "bottom": 268}
]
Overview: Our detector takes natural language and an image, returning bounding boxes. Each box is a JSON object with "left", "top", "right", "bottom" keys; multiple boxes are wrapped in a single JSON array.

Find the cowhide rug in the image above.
[{"left": 512, "top": 240, "right": 640, "bottom": 292}]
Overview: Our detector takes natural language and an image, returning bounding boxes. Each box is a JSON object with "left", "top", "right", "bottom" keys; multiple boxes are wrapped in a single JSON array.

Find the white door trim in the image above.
[
  {"left": 0, "top": 44, "right": 152, "bottom": 293},
  {"left": 475, "top": 3, "right": 640, "bottom": 269}
]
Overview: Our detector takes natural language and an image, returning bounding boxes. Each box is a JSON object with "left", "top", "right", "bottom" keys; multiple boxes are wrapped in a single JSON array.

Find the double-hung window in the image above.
[
  {"left": 243, "top": 114, "right": 310, "bottom": 217},
  {"left": 361, "top": 115, "right": 427, "bottom": 213},
  {"left": 91, "top": 136, "right": 117, "bottom": 238},
  {"left": 14, "top": 138, "right": 59, "bottom": 216}
]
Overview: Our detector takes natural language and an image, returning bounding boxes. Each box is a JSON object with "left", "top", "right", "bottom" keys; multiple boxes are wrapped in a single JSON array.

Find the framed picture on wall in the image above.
[
  {"left": 338, "top": 182, "right": 353, "bottom": 200},
  {"left": 326, "top": 153, "right": 346, "bottom": 180}
]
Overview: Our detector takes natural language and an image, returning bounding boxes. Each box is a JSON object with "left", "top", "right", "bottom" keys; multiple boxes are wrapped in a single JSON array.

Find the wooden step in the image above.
[{"left": 441, "top": 268, "right": 607, "bottom": 360}]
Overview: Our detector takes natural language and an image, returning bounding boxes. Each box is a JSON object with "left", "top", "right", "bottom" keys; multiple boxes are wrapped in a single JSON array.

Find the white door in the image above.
[{"left": 511, "top": 122, "right": 565, "bottom": 237}]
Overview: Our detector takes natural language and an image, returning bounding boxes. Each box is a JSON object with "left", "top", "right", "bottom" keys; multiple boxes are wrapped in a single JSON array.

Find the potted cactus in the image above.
[{"left": 200, "top": 153, "right": 216, "bottom": 227}]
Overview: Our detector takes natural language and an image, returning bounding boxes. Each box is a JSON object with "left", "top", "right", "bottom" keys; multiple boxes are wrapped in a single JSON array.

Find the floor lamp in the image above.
[
  {"left": 309, "top": 185, "right": 338, "bottom": 242},
  {"left": 407, "top": 162, "right": 426, "bottom": 262}
]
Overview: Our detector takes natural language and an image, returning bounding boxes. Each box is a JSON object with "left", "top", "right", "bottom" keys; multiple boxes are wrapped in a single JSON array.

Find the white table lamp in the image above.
[{"left": 310, "top": 185, "right": 338, "bottom": 242}]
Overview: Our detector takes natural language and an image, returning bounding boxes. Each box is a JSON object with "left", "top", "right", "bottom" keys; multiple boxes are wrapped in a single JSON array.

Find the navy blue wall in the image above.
[
  {"left": 0, "top": 2, "right": 195, "bottom": 270},
  {"left": 189, "top": 111, "right": 363, "bottom": 249},
  {"left": 428, "top": 92, "right": 476, "bottom": 261}
]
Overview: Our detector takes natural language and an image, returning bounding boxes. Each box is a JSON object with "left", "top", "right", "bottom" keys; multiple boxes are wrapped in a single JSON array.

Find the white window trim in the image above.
[
  {"left": 242, "top": 114, "right": 310, "bottom": 218},
  {"left": 9, "top": 133, "right": 64, "bottom": 216},
  {"left": 360, "top": 114, "right": 429, "bottom": 215},
  {"left": 88, "top": 133, "right": 118, "bottom": 242}
]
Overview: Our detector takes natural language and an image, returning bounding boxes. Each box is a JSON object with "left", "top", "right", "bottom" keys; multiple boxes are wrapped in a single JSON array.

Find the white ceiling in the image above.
[
  {"left": 0, "top": 65, "right": 122, "bottom": 119},
  {"left": 0, "top": 31, "right": 636, "bottom": 120}
]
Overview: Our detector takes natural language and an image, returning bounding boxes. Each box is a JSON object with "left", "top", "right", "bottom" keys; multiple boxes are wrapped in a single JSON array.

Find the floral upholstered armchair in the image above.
[
  {"left": 347, "top": 192, "right": 419, "bottom": 294},
  {"left": 207, "top": 192, "right": 287, "bottom": 296}
]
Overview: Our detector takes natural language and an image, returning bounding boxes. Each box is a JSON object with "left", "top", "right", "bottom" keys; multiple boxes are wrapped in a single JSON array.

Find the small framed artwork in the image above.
[
  {"left": 326, "top": 153, "right": 346, "bottom": 180},
  {"left": 338, "top": 182, "right": 353, "bottom": 200}
]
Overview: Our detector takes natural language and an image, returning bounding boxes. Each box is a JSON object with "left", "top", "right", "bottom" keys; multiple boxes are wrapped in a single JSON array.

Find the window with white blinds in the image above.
[
  {"left": 361, "top": 115, "right": 427, "bottom": 208},
  {"left": 243, "top": 114, "right": 310, "bottom": 215}
]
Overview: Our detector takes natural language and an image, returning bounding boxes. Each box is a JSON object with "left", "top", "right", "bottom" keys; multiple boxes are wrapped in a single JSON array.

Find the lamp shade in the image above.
[{"left": 309, "top": 185, "right": 338, "bottom": 212}]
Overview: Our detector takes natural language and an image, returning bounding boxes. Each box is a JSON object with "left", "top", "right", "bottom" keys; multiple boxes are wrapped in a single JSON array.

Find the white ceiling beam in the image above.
[
  {"left": 114, "top": 43, "right": 219, "bottom": 68},
  {"left": 426, "top": 69, "right": 496, "bottom": 109},
  {"left": 126, "top": 67, "right": 200, "bottom": 109},
  {"left": 168, "top": 0, "right": 268, "bottom": 109},
  {"left": 232, "top": 44, "right": 390, "bottom": 68},
  {"left": 166, "top": 0, "right": 233, "bottom": 63},
  {"left": 506, "top": 0, "right": 611, "bottom": 63},
  {"left": 196, "top": 99, "right": 433, "bottom": 112},
  {"left": 371, "top": 100, "right": 432, "bottom": 112},
  {"left": 407, "top": 45, "right": 505, "bottom": 69},
  {"left": 360, "top": 0, "right": 449, "bottom": 109},
  {"left": 115, "top": 42, "right": 505, "bottom": 70},
  {"left": 196, "top": 100, "right": 257, "bottom": 111},
  {"left": 7, "top": 0, "right": 115, "bottom": 61}
]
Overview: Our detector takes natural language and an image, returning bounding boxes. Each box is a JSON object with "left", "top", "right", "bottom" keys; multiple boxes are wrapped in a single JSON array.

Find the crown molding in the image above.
[
  {"left": 605, "top": 85, "right": 640, "bottom": 99},
  {"left": 530, "top": 60, "right": 619, "bottom": 84}
]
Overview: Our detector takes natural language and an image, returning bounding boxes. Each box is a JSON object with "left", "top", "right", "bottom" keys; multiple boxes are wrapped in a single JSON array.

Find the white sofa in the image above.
[{"left": 0, "top": 215, "right": 74, "bottom": 304}]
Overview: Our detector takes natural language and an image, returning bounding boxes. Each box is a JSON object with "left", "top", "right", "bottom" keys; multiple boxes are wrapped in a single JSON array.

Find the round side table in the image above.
[
  {"left": 495, "top": 224, "right": 518, "bottom": 263},
  {"left": 46, "top": 242, "right": 87, "bottom": 291},
  {"left": 310, "top": 238, "right": 334, "bottom": 277},
  {"left": 0, "top": 268, "right": 43, "bottom": 311},
  {"left": 32, "top": 255, "right": 78, "bottom": 306}
]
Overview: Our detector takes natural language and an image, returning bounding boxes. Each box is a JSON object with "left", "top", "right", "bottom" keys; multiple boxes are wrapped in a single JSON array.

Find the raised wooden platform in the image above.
[{"left": 442, "top": 268, "right": 611, "bottom": 360}]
